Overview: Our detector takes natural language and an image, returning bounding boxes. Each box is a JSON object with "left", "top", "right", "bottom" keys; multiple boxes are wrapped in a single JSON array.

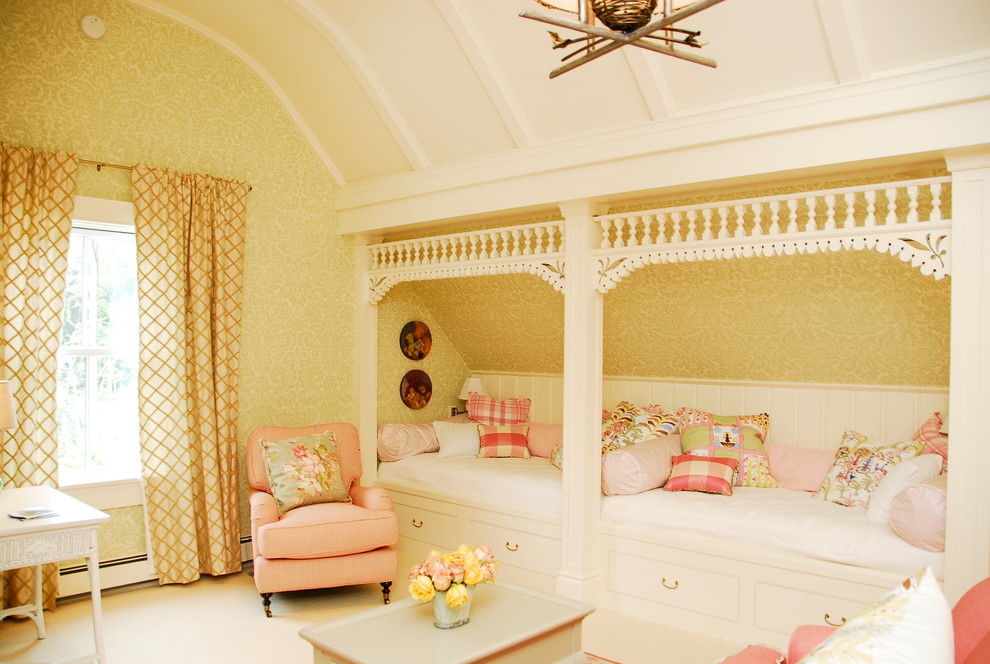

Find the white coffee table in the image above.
[{"left": 300, "top": 582, "right": 594, "bottom": 664}]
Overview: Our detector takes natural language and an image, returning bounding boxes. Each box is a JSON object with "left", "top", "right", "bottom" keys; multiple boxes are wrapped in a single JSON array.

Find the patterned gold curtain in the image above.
[
  {"left": 0, "top": 143, "right": 78, "bottom": 608},
  {"left": 132, "top": 165, "right": 249, "bottom": 584}
]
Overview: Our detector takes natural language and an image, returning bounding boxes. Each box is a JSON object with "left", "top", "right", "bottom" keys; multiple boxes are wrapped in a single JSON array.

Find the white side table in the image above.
[{"left": 0, "top": 486, "right": 110, "bottom": 664}]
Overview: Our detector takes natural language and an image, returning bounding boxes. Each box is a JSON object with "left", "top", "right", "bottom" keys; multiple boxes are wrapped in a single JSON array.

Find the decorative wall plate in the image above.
[
  {"left": 400, "top": 370, "right": 432, "bottom": 410},
  {"left": 400, "top": 320, "right": 432, "bottom": 360}
]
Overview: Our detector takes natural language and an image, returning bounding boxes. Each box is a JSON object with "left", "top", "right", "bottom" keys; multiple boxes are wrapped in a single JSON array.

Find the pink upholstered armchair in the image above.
[
  {"left": 246, "top": 422, "right": 398, "bottom": 617},
  {"left": 721, "top": 577, "right": 990, "bottom": 663}
]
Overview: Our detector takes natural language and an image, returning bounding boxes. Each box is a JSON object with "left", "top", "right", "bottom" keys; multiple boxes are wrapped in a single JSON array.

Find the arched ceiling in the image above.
[{"left": 130, "top": 0, "right": 990, "bottom": 232}]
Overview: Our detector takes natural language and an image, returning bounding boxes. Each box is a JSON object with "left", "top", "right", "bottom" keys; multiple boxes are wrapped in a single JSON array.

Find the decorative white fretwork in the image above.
[
  {"left": 364, "top": 177, "right": 952, "bottom": 303},
  {"left": 594, "top": 177, "right": 951, "bottom": 292},
  {"left": 366, "top": 221, "right": 566, "bottom": 303}
]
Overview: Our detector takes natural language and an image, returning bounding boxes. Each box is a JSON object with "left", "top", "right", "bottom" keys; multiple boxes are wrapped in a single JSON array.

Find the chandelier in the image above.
[{"left": 520, "top": 0, "right": 728, "bottom": 78}]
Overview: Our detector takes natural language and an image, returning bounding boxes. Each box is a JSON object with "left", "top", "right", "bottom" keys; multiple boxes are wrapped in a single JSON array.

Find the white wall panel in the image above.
[{"left": 474, "top": 372, "right": 947, "bottom": 450}]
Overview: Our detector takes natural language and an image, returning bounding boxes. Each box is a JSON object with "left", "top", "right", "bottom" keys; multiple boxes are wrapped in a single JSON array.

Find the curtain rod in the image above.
[
  {"left": 79, "top": 158, "right": 252, "bottom": 190},
  {"left": 80, "top": 158, "right": 131, "bottom": 172}
]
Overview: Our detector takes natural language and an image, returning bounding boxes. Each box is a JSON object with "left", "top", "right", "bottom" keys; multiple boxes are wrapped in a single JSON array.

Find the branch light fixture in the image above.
[{"left": 520, "top": 0, "right": 728, "bottom": 78}]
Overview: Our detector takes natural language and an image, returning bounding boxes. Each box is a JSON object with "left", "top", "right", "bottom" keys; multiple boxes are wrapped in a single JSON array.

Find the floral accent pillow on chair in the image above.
[{"left": 261, "top": 430, "right": 351, "bottom": 515}]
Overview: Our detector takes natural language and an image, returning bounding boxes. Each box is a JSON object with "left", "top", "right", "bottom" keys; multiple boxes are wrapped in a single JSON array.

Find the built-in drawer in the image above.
[
  {"left": 754, "top": 583, "right": 869, "bottom": 635},
  {"left": 393, "top": 503, "right": 457, "bottom": 550},
  {"left": 607, "top": 550, "right": 740, "bottom": 622},
  {"left": 466, "top": 520, "right": 561, "bottom": 577}
]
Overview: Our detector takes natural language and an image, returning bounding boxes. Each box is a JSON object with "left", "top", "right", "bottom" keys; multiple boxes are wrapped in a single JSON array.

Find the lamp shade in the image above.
[
  {"left": 459, "top": 377, "right": 488, "bottom": 401},
  {"left": 0, "top": 381, "right": 17, "bottom": 430}
]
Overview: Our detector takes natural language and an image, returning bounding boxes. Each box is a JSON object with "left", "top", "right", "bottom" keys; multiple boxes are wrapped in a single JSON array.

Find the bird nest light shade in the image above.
[{"left": 592, "top": 0, "right": 658, "bottom": 32}]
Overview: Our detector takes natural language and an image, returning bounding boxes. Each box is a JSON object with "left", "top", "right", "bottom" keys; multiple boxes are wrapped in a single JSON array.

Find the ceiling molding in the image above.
[
  {"left": 128, "top": 0, "right": 347, "bottom": 184},
  {"left": 340, "top": 52, "right": 990, "bottom": 204},
  {"left": 337, "top": 54, "right": 990, "bottom": 231},
  {"left": 814, "top": 0, "right": 871, "bottom": 85},
  {"left": 623, "top": 49, "right": 677, "bottom": 121},
  {"left": 432, "top": 0, "right": 535, "bottom": 147},
  {"left": 284, "top": 0, "right": 430, "bottom": 173}
]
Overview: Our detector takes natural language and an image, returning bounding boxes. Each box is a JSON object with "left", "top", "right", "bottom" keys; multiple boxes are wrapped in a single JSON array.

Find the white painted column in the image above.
[
  {"left": 944, "top": 146, "right": 990, "bottom": 602},
  {"left": 556, "top": 198, "right": 608, "bottom": 601},
  {"left": 354, "top": 234, "right": 382, "bottom": 486}
]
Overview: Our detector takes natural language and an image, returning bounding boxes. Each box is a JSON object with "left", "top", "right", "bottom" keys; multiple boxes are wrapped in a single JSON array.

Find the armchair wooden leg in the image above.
[
  {"left": 261, "top": 592, "right": 273, "bottom": 617},
  {"left": 381, "top": 581, "right": 392, "bottom": 605}
]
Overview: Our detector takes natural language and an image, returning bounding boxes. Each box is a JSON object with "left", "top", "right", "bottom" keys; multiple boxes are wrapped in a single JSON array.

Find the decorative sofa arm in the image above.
[{"left": 350, "top": 484, "right": 394, "bottom": 512}]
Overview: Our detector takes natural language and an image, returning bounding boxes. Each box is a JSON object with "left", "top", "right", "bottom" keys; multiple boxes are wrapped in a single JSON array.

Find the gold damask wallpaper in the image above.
[
  {"left": 377, "top": 283, "right": 471, "bottom": 425},
  {"left": 604, "top": 250, "right": 950, "bottom": 386},
  {"left": 378, "top": 247, "right": 949, "bottom": 388},
  {"left": 2, "top": 0, "right": 353, "bottom": 560}
]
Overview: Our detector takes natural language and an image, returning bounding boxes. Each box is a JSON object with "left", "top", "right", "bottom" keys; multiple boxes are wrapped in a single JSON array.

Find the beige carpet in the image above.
[{"left": 0, "top": 570, "right": 742, "bottom": 663}]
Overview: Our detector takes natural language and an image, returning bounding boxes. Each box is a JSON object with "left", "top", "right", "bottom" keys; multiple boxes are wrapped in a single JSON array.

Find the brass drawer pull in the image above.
[
  {"left": 505, "top": 542, "right": 519, "bottom": 552},
  {"left": 411, "top": 519, "right": 423, "bottom": 528},
  {"left": 824, "top": 614, "right": 846, "bottom": 627},
  {"left": 661, "top": 578, "right": 679, "bottom": 590}
]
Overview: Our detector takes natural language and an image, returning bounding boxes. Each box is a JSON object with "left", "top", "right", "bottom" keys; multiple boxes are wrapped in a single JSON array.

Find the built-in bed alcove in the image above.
[{"left": 354, "top": 163, "right": 989, "bottom": 646}]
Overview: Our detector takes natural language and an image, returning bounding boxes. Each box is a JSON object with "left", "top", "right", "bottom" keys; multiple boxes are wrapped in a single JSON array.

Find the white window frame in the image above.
[{"left": 59, "top": 196, "right": 144, "bottom": 510}]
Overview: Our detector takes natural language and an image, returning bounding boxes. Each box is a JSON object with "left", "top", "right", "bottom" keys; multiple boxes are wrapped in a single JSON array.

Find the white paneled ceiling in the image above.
[{"left": 131, "top": 0, "right": 990, "bottom": 231}]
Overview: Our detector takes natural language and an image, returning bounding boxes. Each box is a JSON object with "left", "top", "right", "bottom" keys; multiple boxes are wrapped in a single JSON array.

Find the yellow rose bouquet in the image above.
[{"left": 408, "top": 544, "right": 498, "bottom": 607}]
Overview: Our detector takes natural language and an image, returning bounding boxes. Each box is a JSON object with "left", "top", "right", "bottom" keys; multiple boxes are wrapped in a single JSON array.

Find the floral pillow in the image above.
[
  {"left": 601, "top": 401, "right": 678, "bottom": 453},
  {"left": 801, "top": 567, "right": 953, "bottom": 664},
  {"left": 677, "top": 407, "right": 779, "bottom": 488},
  {"left": 549, "top": 438, "right": 564, "bottom": 470},
  {"left": 816, "top": 431, "right": 924, "bottom": 508},
  {"left": 261, "top": 431, "right": 350, "bottom": 515}
]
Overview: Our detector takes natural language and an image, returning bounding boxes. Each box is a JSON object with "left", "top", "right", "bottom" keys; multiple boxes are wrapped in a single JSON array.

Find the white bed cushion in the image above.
[
  {"left": 433, "top": 421, "right": 481, "bottom": 457},
  {"left": 378, "top": 453, "right": 562, "bottom": 513},
  {"left": 600, "top": 486, "right": 944, "bottom": 578}
]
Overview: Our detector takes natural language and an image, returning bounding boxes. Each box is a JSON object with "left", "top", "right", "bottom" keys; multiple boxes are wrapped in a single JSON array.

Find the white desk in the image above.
[
  {"left": 0, "top": 486, "right": 110, "bottom": 664},
  {"left": 300, "top": 582, "right": 594, "bottom": 664}
]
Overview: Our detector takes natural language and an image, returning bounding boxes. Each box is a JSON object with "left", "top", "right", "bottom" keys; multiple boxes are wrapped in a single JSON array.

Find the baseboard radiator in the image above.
[{"left": 57, "top": 537, "right": 254, "bottom": 598}]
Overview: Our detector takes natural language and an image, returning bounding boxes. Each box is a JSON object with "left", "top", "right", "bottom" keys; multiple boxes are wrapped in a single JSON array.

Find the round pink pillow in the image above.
[{"left": 888, "top": 474, "right": 947, "bottom": 552}]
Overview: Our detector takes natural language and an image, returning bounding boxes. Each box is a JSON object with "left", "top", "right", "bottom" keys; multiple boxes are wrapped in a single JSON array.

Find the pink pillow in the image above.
[
  {"left": 765, "top": 443, "right": 837, "bottom": 492},
  {"left": 717, "top": 644, "right": 785, "bottom": 663},
  {"left": 477, "top": 424, "right": 531, "bottom": 459},
  {"left": 601, "top": 435, "right": 681, "bottom": 495},
  {"left": 912, "top": 412, "right": 948, "bottom": 469},
  {"left": 377, "top": 422, "right": 439, "bottom": 462},
  {"left": 664, "top": 455, "right": 738, "bottom": 496},
  {"left": 467, "top": 392, "right": 531, "bottom": 426},
  {"left": 888, "top": 474, "right": 947, "bottom": 551},
  {"left": 526, "top": 422, "right": 562, "bottom": 458}
]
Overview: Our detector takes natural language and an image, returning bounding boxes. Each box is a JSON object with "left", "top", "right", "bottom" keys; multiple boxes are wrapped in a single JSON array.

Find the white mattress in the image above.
[
  {"left": 378, "top": 454, "right": 943, "bottom": 578},
  {"left": 377, "top": 453, "right": 563, "bottom": 513},
  {"left": 600, "top": 486, "right": 944, "bottom": 579}
]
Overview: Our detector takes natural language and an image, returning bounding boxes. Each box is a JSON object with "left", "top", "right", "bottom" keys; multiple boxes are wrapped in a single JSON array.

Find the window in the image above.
[{"left": 57, "top": 219, "right": 139, "bottom": 486}]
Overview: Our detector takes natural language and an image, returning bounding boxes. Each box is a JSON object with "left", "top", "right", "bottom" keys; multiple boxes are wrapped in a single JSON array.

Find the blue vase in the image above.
[{"left": 432, "top": 585, "right": 475, "bottom": 629}]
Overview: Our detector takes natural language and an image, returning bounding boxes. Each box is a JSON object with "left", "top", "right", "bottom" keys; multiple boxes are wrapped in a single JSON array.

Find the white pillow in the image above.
[
  {"left": 867, "top": 454, "right": 943, "bottom": 523},
  {"left": 433, "top": 421, "right": 480, "bottom": 457},
  {"left": 801, "top": 567, "right": 953, "bottom": 664}
]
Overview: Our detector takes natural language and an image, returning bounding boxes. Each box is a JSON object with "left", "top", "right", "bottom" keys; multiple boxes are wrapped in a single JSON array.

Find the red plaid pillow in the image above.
[
  {"left": 477, "top": 425, "right": 531, "bottom": 459},
  {"left": 664, "top": 455, "right": 738, "bottom": 496},
  {"left": 912, "top": 412, "right": 948, "bottom": 469},
  {"left": 467, "top": 392, "right": 531, "bottom": 426}
]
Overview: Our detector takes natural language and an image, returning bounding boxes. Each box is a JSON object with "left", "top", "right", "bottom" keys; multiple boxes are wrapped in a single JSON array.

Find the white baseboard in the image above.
[
  {"left": 58, "top": 556, "right": 157, "bottom": 598},
  {"left": 57, "top": 538, "right": 254, "bottom": 598}
]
